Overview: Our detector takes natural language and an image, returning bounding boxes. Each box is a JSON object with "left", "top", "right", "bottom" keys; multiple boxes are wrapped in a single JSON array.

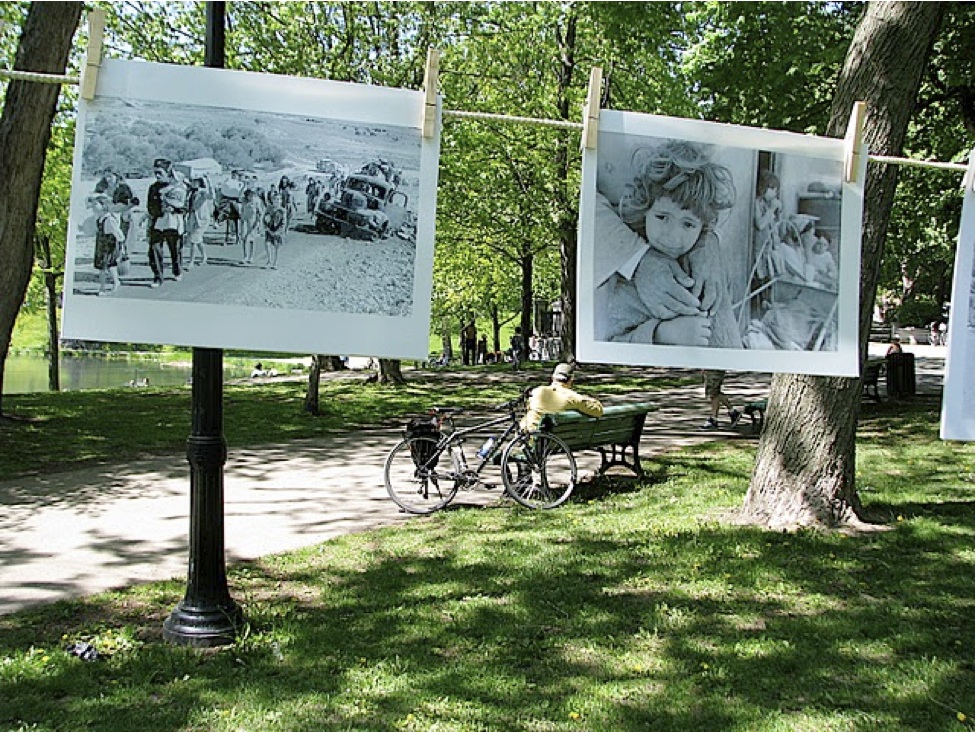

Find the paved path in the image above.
[{"left": 0, "top": 346, "right": 945, "bottom": 615}]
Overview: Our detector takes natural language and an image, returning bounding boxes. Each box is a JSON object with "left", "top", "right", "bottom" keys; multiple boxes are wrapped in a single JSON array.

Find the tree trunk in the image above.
[
  {"left": 304, "top": 354, "right": 324, "bottom": 415},
  {"left": 35, "top": 234, "right": 61, "bottom": 392},
  {"left": 741, "top": 1, "right": 945, "bottom": 529},
  {"left": 0, "top": 2, "right": 82, "bottom": 415},
  {"left": 320, "top": 355, "right": 345, "bottom": 371},
  {"left": 520, "top": 249, "right": 533, "bottom": 344},
  {"left": 554, "top": 6, "right": 578, "bottom": 362},
  {"left": 377, "top": 358, "right": 405, "bottom": 385},
  {"left": 490, "top": 304, "right": 501, "bottom": 354},
  {"left": 440, "top": 319, "right": 453, "bottom": 360}
]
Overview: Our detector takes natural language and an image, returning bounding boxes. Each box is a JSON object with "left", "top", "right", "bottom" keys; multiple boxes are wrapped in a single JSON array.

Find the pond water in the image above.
[{"left": 4, "top": 352, "right": 253, "bottom": 395}]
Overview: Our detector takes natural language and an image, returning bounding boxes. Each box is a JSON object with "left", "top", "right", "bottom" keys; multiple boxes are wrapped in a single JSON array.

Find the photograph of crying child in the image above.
[{"left": 588, "top": 124, "right": 853, "bottom": 374}]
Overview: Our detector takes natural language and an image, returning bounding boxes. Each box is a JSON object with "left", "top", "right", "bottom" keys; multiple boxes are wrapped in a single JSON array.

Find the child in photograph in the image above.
[
  {"left": 753, "top": 170, "right": 782, "bottom": 279},
  {"left": 89, "top": 193, "right": 124, "bottom": 297},
  {"left": 598, "top": 140, "right": 739, "bottom": 347},
  {"left": 805, "top": 231, "right": 838, "bottom": 289},
  {"left": 262, "top": 189, "right": 286, "bottom": 269},
  {"left": 185, "top": 176, "right": 213, "bottom": 267}
]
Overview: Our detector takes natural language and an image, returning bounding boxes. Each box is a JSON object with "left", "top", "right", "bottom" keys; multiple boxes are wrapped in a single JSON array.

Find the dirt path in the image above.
[{"left": 73, "top": 209, "right": 417, "bottom": 317}]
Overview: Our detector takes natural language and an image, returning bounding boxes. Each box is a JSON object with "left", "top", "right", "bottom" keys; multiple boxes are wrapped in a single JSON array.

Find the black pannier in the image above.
[{"left": 405, "top": 417, "right": 440, "bottom": 468}]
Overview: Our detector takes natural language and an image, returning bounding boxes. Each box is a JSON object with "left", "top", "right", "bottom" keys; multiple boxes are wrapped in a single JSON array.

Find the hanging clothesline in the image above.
[
  {"left": 0, "top": 68, "right": 79, "bottom": 85},
  {"left": 443, "top": 108, "right": 583, "bottom": 131},
  {"left": 1, "top": 64, "right": 970, "bottom": 175}
]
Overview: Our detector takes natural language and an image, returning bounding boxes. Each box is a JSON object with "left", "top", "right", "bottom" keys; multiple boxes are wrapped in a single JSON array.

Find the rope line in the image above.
[
  {"left": 868, "top": 154, "right": 969, "bottom": 173},
  {"left": 443, "top": 108, "right": 583, "bottom": 131},
  {"left": 0, "top": 69, "right": 80, "bottom": 85}
]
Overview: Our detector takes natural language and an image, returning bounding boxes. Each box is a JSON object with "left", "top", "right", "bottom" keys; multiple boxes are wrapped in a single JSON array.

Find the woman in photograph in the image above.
[{"left": 185, "top": 176, "right": 214, "bottom": 268}]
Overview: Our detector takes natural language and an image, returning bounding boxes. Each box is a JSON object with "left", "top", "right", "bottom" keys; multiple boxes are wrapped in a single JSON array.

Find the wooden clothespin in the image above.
[
  {"left": 843, "top": 101, "right": 866, "bottom": 184},
  {"left": 79, "top": 8, "right": 105, "bottom": 101},
  {"left": 581, "top": 67, "right": 603, "bottom": 151},
  {"left": 422, "top": 48, "right": 439, "bottom": 139}
]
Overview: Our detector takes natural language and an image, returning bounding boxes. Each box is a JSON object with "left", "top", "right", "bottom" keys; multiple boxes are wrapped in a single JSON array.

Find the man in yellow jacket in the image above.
[{"left": 521, "top": 363, "right": 604, "bottom": 432}]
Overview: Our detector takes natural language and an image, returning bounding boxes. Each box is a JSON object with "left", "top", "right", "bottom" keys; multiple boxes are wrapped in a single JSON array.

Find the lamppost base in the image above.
[{"left": 162, "top": 599, "right": 243, "bottom": 647}]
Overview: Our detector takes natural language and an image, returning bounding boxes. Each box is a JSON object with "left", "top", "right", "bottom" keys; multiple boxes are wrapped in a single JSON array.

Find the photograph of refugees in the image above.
[
  {"left": 577, "top": 110, "right": 862, "bottom": 377},
  {"left": 62, "top": 59, "right": 439, "bottom": 360}
]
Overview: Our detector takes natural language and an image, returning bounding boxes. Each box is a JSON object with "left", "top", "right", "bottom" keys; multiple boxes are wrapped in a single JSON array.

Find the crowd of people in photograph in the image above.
[
  {"left": 84, "top": 159, "right": 303, "bottom": 295},
  {"left": 84, "top": 155, "right": 407, "bottom": 296}
]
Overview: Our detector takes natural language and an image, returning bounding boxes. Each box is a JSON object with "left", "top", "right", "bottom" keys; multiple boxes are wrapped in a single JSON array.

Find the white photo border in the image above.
[
  {"left": 940, "top": 170, "right": 975, "bottom": 441},
  {"left": 577, "top": 110, "right": 864, "bottom": 376},
  {"left": 61, "top": 59, "right": 440, "bottom": 360}
]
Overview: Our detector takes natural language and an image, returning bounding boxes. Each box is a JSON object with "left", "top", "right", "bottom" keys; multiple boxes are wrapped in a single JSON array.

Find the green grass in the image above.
[
  {"left": 0, "top": 395, "right": 972, "bottom": 731},
  {"left": 0, "top": 363, "right": 682, "bottom": 480}
]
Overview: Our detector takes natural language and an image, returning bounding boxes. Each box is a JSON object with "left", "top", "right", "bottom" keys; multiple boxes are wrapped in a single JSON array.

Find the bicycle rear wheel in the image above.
[
  {"left": 500, "top": 432, "right": 577, "bottom": 509},
  {"left": 384, "top": 437, "right": 459, "bottom": 514}
]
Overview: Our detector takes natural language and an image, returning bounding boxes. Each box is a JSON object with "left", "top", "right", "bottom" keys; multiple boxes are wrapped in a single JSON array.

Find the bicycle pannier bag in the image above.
[{"left": 405, "top": 417, "right": 440, "bottom": 468}]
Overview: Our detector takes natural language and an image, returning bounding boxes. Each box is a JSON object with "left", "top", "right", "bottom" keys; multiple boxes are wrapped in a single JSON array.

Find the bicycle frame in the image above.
[{"left": 435, "top": 410, "right": 521, "bottom": 480}]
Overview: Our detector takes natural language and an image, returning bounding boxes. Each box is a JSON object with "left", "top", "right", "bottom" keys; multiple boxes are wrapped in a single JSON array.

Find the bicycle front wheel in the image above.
[
  {"left": 500, "top": 432, "right": 577, "bottom": 509},
  {"left": 384, "top": 437, "right": 459, "bottom": 514}
]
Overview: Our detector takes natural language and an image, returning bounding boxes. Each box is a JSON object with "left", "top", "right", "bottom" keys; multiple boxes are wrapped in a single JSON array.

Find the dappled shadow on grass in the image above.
[{"left": 0, "top": 472, "right": 971, "bottom": 731}]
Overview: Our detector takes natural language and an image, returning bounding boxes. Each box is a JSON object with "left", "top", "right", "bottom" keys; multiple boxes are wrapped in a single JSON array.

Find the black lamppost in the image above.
[{"left": 162, "top": 0, "right": 242, "bottom": 647}]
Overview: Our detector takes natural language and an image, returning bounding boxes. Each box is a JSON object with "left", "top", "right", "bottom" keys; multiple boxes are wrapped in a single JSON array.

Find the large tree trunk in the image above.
[
  {"left": 377, "top": 358, "right": 405, "bottom": 385},
  {"left": 0, "top": 2, "right": 82, "bottom": 415},
  {"left": 741, "top": 2, "right": 945, "bottom": 528}
]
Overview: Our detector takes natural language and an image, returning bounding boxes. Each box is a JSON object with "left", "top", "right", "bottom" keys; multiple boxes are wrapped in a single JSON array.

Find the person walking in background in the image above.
[
  {"left": 477, "top": 334, "right": 488, "bottom": 364},
  {"left": 701, "top": 369, "right": 741, "bottom": 430},
  {"left": 462, "top": 321, "right": 477, "bottom": 366},
  {"left": 510, "top": 326, "right": 527, "bottom": 371}
]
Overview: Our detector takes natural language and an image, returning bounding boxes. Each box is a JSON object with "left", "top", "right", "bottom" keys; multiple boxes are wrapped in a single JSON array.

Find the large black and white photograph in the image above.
[
  {"left": 577, "top": 111, "right": 863, "bottom": 376},
  {"left": 62, "top": 59, "right": 440, "bottom": 359}
]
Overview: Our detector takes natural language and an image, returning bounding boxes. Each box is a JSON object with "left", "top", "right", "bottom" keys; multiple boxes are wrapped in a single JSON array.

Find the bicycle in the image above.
[{"left": 384, "top": 396, "right": 578, "bottom": 514}]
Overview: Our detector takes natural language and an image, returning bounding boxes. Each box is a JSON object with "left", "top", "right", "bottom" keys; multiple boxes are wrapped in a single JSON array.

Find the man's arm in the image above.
[{"left": 566, "top": 389, "right": 603, "bottom": 418}]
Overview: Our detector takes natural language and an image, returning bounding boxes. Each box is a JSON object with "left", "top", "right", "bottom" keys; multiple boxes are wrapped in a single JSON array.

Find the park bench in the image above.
[
  {"left": 864, "top": 359, "right": 885, "bottom": 402},
  {"left": 741, "top": 359, "right": 885, "bottom": 434},
  {"left": 743, "top": 400, "right": 768, "bottom": 433},
  {"left": 541, "top": 401, "right": 656, "bottom": 477}
]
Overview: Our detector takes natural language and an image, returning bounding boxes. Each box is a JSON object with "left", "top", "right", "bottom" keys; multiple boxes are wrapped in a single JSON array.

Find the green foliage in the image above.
[
  {"left": 0, "top": 400, "right": 971, "bottom": 730},
  {"left": 680, "top": 1, "right": 860, "bottom": 132},
  {"left": 879, "top": 2, "right": 973, "bottom": 314}
]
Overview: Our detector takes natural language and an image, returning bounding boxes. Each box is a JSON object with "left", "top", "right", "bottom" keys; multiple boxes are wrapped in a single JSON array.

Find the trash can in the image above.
[{"left": 885, "top": 352, "right": 916, "bottom": 396}]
